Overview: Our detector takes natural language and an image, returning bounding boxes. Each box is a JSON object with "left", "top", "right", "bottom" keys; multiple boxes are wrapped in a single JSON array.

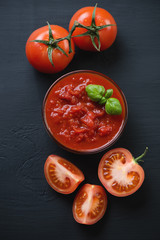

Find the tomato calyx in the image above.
[
  {"left": 134, "top": 147, "right": 148, "bottom": 163},
  {"left": 71, "top": 4, "right": 116, "bottom": 51},
  {"left": 31, "top": 22, "right": 69, "bottom": 67},
  {"left": 30, "top": 4, "right": 116, "bottom": 66}
]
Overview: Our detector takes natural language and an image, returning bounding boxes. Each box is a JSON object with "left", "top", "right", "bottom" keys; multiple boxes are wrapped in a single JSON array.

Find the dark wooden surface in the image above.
[{"left": 0, "top": 0, "right": 160, "bottom": 239}]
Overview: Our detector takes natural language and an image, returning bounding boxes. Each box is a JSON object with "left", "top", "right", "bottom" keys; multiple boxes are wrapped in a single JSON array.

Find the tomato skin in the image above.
[
  {"left": 69, "top": 7, "right": 117, "bottom": 51},
  {"left": 98, "top": 148, "right": 145, "bottom": 197},
  {"left": 26, "top": 25, "right": 75, "bottom": 73},
  {"left": 72, "top": 184, "right": 107, "bottom": 225},
  {"left": 44, "top": 155, "right": 84, "bottom": 194}
]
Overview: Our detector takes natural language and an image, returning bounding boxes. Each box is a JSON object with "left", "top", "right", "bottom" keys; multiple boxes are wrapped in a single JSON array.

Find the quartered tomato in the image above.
[
  {"left": 44, "top": 155, "right": 84, "bottom": 194},
  {"left": 72, "top": 184, "right": 107, "bottom": 225},
  {"left": 98, "top": 148, "right": 148, "bottom": 197}
]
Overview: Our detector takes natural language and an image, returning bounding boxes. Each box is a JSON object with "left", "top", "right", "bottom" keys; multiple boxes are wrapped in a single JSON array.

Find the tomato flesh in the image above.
[
  {"left": 98, "top": 148, "right": 145, "bottom": 197},
  {"left": 73, "top": 184, "right": 107, "bottom": 225},
  {"left": 44, "top": 155, "right": 84, "bottom": 194}
]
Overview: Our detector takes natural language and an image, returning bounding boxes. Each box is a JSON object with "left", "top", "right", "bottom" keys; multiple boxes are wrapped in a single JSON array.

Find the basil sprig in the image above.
[{"left": 85, "top": 84, "right": 122, "bottom": 115}]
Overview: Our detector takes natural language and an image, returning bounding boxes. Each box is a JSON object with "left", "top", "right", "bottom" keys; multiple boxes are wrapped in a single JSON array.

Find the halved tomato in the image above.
[
  {"left": 98, "top": 148, "right": 148, "bottom": 197},
  {"left": 72, "top": 184, "right": 107, "bottom": 225},
  {"left": 44, "top": 155, "right": 84, "bottom": 194}
]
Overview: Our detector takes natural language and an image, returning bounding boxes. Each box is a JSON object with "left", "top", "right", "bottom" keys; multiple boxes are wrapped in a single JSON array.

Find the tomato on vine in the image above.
[
  {"left": 69, "top": 4, "right": 117, "bottom": 51},
  {"left": 26, "top": 22, "right": 75, "bottom": 74}
]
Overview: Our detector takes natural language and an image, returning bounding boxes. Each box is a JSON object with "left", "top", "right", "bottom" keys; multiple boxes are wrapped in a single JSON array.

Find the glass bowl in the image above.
[{"left": 42, "top": 70, "right": 128, "bottom": 154}]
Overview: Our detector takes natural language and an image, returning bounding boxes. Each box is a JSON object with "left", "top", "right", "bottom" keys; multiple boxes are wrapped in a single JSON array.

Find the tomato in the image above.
[
  {"left": 26, "top": 24, "right": 75, "bottom": 73},
  {"left": 72, "top": 184, "right": 107, "bottom": 225},
  {"left": 98, "top": 148, "right": 148, "bottom": 197},
  {"left": 44, "top": 155, "right": 84, "bottom": 194},
  {"left": 69, "top": 5, "right": 117, "bottom": 51}
]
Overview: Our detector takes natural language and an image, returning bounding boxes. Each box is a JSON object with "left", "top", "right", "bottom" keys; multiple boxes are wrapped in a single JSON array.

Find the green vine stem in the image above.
[
  {"left": 134, "top": 147, "right": 148, "bottom": 163},
  {"left": 31, "top": 4, "right": 116, "bottom": 67}
]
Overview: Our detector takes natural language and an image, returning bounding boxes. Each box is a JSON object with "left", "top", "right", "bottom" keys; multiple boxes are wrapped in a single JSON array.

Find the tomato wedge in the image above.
[
  {"left": 72, "top": 184, "right": 107, "bottom": 225},
  {"left": 98, "top": 148, "right": 148, "bottom": 197},
  {"left": 44, "top": 155, "right": 84, "bottom": 194}
]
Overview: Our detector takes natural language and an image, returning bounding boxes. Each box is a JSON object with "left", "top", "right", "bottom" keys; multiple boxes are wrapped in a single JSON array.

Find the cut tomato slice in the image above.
[
  {"left": 98, "top": 148, "right": 148, "bottom": 197},
  {"left": 44, "top": 155, "right": 85, "bottom": 194},
  {"left": 72, "top": 184, "right": 107, "bottom": 225}
]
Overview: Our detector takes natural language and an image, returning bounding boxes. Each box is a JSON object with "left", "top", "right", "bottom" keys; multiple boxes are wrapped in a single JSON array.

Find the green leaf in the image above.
[
  {"left": 99, "top": 96, "right": 107, "bottom": 105},
  {"left": 105, "top": 89, "right": 113, "bottom": 99},
  {"left": 86, "top": 84, "right": 105, "bottom": 102},
  {"left": 47, "top": 21, "right": 54, "bottom": 40},
  {"left": 105, "top": 98, "right": 122, "bottom": 115},
  {"left": 47, "top": 46, "right": 54, "bottom": 67}
]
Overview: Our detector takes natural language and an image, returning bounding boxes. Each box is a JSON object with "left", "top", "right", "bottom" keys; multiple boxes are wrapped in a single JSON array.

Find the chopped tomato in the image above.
[
  {"left": 44, "top": 72, "right": 126, "bottom": 151},
  {"left": 98, "top": 126, "right": 112, "bottom": 136},
  {"left": 80, "top": 112, "right": 95, "bottom": 128},
  {"left": 72, "top": 184, "right": 107, "bottom": 225},
  {"left": 98, "top": 148, "right": 148, "bottom": 197},
  {"left": 44, "top": 155, "right": 84, "bottom": 194}
]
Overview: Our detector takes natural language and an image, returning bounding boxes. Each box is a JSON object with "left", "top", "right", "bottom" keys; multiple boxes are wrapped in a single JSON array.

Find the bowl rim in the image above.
[{"left": 42, "top": 70, "right": 128, "bottom": 154}]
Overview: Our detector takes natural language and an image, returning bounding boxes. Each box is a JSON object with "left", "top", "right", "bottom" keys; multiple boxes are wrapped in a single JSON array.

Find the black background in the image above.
[{"left": 0, "top": 0, "right": 160, "bottom": 239}]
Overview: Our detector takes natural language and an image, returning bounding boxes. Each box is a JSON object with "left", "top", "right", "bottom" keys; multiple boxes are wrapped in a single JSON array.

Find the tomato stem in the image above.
[
  {"left": 31, "top": 4, "right": 117, "bottom": 66},
  {"left": 134, "top": 147, "right": 148, "bottom": 163},
  {"left": 53, "top": 4, "right": 117, "bottom": 52},
  {"left": 31, "top": 22, "right": 70, "bottom": 67},
  {"left": 70, "top": 4, "right": 116, "bottom": 51}
]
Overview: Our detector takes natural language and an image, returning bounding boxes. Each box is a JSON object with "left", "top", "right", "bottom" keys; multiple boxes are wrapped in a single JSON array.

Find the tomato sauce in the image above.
[{"left": 44, "top": 72, "right": 127, "bottom": 152}]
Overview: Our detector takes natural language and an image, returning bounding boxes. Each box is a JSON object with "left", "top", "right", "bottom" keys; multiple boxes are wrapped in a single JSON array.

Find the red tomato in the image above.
[
  {"left": 44, "top": 155, "right": 84, "bottom": 194},
  {"left": 69, "top": 6, "right": 117, "bottom": 51},
  {"left": 26, "top": 25, "right": 75, "bottom": 73},
  {"left": 98, "top": 148, "right": 148, "bottom": 197},
  {"left": 72, "top": 184, "right": 107, "bottom": 225}
]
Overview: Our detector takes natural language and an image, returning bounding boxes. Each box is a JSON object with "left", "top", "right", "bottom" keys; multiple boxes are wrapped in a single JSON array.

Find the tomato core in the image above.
[
  {"left": 75, "top": 191, "right": 105, "bottom": 219},
  {"left": 102, "top": 153, "right": 140, "bottom": 193}
]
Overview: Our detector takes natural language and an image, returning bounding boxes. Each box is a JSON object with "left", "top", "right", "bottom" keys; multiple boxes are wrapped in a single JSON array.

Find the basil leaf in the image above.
[
  {"left": 99, "top": 96, "right": 107, "bottom": 105},
  {"left": 105, "top": 89, "right": 113, "bottom": 99},
  {"left": 105, "top": 98, "right": 122, "bottom": 115},
  {"left": 86, "top": 84, "right": 105, "bottom": 102}
]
